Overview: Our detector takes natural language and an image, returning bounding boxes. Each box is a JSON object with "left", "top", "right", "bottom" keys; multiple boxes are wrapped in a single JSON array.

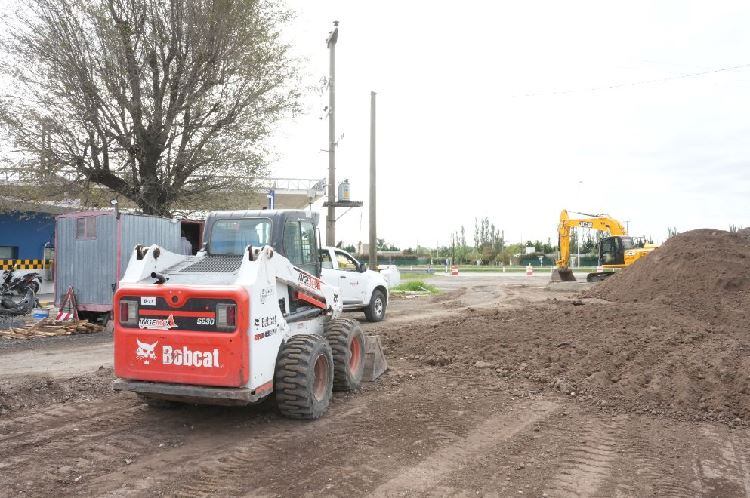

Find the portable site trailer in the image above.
[{"left": 54, "top": 211, "right": 203, "bottom": 318}]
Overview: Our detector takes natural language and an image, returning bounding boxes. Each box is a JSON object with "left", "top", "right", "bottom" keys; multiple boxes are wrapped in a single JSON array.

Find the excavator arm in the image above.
[{"left": 553, "top": 210, "right": 626, "bottom": 282}]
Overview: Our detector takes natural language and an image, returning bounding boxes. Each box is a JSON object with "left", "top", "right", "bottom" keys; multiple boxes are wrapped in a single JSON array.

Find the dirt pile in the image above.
[
  {"left": 383, "top": 301, "right": 750, "bottom": 423},
  {"left": 586, "top": 229, "right": 750, "bottom": 325},
  {"left": 0, "top": 367, "right": 115, "bottom": 414}
]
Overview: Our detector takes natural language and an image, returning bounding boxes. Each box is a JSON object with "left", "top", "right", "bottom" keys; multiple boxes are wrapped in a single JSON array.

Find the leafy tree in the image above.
[
  {"left": 376, "top": 238, "right": 400, "bottom": 251},
  {"left": 0, "top": 0, "right": 298, "bottom": 215}
]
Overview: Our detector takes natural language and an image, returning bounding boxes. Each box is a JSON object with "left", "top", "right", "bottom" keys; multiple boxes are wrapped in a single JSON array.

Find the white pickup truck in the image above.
[{"left": 320, "top": 247, "right": 399, "bottom": 322}]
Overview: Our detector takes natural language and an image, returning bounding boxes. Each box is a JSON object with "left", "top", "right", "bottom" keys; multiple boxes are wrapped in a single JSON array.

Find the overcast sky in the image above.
[{"left": 270, "top": 0, "right": 750, "bottom": 248}]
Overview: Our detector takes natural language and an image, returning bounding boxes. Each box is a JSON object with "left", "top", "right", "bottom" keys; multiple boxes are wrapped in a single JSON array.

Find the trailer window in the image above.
[
  {"left": 75, "top": 217, "right": 97, "bottom": 239},
  {"left": 209, "top": 219, "right": 271, "bottom": 255}
]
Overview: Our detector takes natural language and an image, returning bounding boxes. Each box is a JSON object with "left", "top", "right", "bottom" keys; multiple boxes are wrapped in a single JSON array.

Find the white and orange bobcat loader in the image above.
[{"left": 113, "top": 210, "right": 386, "bottom": 419}]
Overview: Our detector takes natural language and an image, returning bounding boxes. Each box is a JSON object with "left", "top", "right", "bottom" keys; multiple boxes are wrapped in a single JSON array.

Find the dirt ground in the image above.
[{"left": 1, "top": 271, "right": 749, "bottom": 497}]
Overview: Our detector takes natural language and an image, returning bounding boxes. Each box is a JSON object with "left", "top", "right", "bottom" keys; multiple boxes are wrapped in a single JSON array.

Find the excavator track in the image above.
[{"left": 586, "top": 272, "right": 615, "bottom": 282}]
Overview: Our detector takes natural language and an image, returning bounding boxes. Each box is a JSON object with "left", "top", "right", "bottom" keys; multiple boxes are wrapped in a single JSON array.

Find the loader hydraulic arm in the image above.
[{"left": 556, "top": 210, "right": 626, "bottom": 271}]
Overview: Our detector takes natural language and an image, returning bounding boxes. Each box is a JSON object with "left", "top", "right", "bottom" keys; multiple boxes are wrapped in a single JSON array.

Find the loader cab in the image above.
[
  {"left": 202, "top": 209, "right": 322, "bottom": 277},
  {"left": 598, "top": 236, "right": 635, "bottom": 266}
]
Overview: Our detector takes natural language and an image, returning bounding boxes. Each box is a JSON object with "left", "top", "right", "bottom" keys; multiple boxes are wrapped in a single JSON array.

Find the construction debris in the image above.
[{"left": 0, "top": 318, "right": 104, "bottom": 340}]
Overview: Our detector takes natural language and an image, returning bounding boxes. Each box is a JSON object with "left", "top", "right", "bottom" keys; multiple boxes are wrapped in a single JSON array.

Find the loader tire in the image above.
[
  {"left": 325, "top": 318, "right": 365, "bottom": 391},
  {"left": 364, "top": 289, "right": 386, "bottom": 322},
  {"left": 275, "top": 334, "right": 333, "bottom": 420}
]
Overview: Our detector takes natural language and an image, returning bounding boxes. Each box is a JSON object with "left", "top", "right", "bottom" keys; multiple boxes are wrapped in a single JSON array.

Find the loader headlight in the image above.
[
  {"left": 119, "top": 299, "right": 138, "bottom": 325},
  {"left": 216, "top": 303, "right": 236, "bottom": 329}
]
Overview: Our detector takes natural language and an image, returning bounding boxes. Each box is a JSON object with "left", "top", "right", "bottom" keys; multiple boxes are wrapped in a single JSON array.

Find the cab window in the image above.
[
  {"left": 601, "top": 238, "right": 617, "bottom": 263},
  {"left": 284, "top": 220, "right": 319, "bottom": 276},
  {"left": 283, "top": 221, "right": 302, "bottom": 267},
  {"left": 335, "top": 251, "right": 359, "bottom": 272},
  {"left": 300, "top": 221, "right": 317, "bottom": 274},
  {"left": 210, "top": 218, "right": 270, "bottom": 255}
]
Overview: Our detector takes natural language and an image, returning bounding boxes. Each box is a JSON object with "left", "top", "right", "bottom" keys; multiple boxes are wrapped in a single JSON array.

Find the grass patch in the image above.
[
  {"left": 392, "top": 280, "right": 439, "bottom": 294},
  {"left": 399, "top": 272, "right": 438, "bottom": 281}
]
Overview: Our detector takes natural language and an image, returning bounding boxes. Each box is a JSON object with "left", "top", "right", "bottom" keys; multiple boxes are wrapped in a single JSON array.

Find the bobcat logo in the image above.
[{"left": 136, "top": 339, "right": 158, "bottom": 364}]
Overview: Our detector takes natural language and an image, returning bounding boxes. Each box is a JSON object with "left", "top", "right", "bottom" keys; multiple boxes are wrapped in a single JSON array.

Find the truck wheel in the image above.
[
  {"left": 364, "top": 289, "right": 386, "bottom": 322},
  {"left": 275, "top": 335, "right": 333, "bottom": 420},
  {"left": 325, "top": 318, "right": 365, "bottom": 391}
]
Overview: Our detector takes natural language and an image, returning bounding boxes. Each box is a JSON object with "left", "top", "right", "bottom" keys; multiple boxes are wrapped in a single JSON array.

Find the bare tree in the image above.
[{"left": 0, "top": 0, "right": 299, "bottom": 215}]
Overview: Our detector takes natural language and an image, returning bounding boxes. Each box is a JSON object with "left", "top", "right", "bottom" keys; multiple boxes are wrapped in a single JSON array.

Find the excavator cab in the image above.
[{"left": 598, "top": 236, "right": 635, "bottom": 266}]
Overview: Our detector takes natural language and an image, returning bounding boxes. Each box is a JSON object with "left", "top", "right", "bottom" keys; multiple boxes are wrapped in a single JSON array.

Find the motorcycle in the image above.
[
  {"left": 1, "top": 267, "right": 42, "bottom": 295},
  {"left": 0, "top": 288, "right": 35, "bottom": 316},
  {"left": 0, "top": 266, "right": 41, "bottom": 316}
]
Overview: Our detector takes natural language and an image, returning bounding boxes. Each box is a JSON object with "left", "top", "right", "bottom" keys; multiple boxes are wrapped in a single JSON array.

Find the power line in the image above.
[{"left": 515, "top": 62, "right": 750, "bottom": 98}]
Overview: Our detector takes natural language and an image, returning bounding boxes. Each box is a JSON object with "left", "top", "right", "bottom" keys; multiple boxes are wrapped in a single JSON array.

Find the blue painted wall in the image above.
[{"left": 0, "top": 211, "right": 56, "bottom": 259}]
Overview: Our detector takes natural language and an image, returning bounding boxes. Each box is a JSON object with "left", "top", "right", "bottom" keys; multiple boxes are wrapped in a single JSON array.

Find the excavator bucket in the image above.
[{"left": 550, "top": 268, "right": 576, "bottom": 282}]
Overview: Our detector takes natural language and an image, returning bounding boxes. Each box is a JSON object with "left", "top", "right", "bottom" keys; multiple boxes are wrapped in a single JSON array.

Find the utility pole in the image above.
[
  {"left": 368, "top": 91, "right": 377, "bottom": 269},
  {"left": 325, "top": 21, "right": 339, "bottom": 247},
  {"left": 321, "top": 21, "right": 362, "bottom": 246}
]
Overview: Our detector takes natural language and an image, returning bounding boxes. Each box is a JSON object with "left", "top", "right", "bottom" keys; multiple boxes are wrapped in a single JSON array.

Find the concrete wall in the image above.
[{"left": 0, "top": 211, "right": 55, "bottom": 260}]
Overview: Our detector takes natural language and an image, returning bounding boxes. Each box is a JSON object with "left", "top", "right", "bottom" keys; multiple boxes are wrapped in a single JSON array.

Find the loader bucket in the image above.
[
  {"left": 550, "top": 268, "right": 576, "bottom": 282},
  {"left": 363, "top": 335, "right": 388, "bottom": 381}
]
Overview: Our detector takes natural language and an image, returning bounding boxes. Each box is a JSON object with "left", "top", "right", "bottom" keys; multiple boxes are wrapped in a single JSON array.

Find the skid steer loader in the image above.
[{"left": 112, "top": 210, "right": 387, "bottom": 419}]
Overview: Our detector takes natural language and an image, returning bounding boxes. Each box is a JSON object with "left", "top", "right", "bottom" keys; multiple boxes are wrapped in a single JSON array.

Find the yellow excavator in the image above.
[{"left": 551, "top": 210, "right": 658, "bottom": 282}]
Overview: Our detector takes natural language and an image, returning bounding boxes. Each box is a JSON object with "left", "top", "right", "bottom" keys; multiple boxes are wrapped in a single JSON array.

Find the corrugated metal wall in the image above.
[
  {"left": 56, "top": 213, "right": 182, "bottom": 310},
  {"left": 119, "top": 214, "right": 182, "bottom": 277},
  {"left": 55, "top": 214, "right": 117, "bottom": 307}
]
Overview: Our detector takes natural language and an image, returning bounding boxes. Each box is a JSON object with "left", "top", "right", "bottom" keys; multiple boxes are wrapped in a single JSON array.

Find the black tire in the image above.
[
  {"left": 325, "top": 318, "right": 366, "bottom": 391},
  {"left": 364, "top": 289, "right": 386, "bottom": 322},
  {"left": 275, "top": 334, "right": 333, "bottom": 420},
  {"left": 138, "top": 394, "right": 181, "bottom": 409}
]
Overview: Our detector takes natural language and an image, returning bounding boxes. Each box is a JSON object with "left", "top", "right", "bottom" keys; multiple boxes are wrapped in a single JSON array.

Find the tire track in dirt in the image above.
[
  {"left": 370, "top": 400, "right": 558, "bottom": 495},
  {"left": 603, "top": 425, "right": 699, "bottom": 497},
  {"left": 730, "top": 431, "right": 750, "bottom": 496},
  {"left": 0, "top": 402, "right": 140, "bottom": 456},
  {"left": 82, "top": 402, "right": 369, "bottom": 496},
  {"left": 541, "top": 417, "right": 621, "bottom": 497},
  {"left": 0, "top": 395, "right": 268, "bottom": 495},
  {"left": 615, "top": 447, "right": 699, "bottom": 497},
  {"left": 693, "top": 425, "right": 750, "bottom": 496}
]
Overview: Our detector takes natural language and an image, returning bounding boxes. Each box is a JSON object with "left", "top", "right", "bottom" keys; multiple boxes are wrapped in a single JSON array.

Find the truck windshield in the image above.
[{"left": 209, "top": 219, "right": 271, "bottom": 255}]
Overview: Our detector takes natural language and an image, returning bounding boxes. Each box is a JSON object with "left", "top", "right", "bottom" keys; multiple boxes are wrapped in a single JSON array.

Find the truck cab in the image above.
[{"left": 319, "top": 247, "right": 391, "bottom": 322}]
